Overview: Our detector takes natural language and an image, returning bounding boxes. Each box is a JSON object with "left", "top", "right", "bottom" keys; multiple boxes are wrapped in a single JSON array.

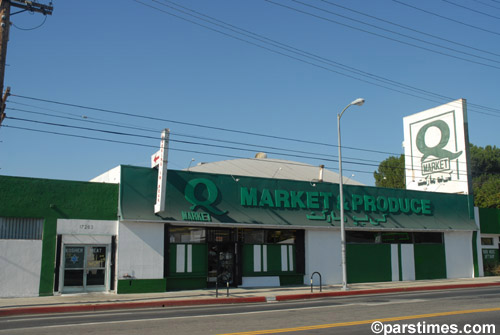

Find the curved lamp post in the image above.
[{"left": 338, "top": 98, "right": 365, "bottom": 291}]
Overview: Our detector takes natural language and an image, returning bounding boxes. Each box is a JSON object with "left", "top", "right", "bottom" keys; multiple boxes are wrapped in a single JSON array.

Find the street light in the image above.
[{"left": 337, "top": 97, "right": 365, "bottom": 291}]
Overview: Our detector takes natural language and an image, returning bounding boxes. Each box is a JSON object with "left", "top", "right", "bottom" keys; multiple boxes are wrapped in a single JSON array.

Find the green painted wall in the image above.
[
  {"left": 242, "top": 244, "right": 296, "bottom": 276},
  {"left": 414, "top": 244, "right": 447, "bottom": 280},
  {"left": 346, "top": 244, "right": 392, "bottom": 283},
  {"left": 479, "top": 208, "right": 500, "bottom": 234},
  {"left": 168, "top": 244, "right": 207, "bottom": 277},
  {"left": 0, "top": 175, "right": 118, "bottom": 296},
  {"left": 118, "top": 279, "right": 166, "bottom": 294}
]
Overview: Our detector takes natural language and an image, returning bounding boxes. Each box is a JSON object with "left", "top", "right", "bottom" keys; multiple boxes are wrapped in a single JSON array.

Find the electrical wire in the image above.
[
  {"left": 141, "top": 0, "right": 500, "bottom": 117},
  {"left": 4, "top": 95, "right": 489, "bottom": 170},
  {"left": 441, "top": 0, "right": 500, "bottom": 20},
  {"left": 266, "top": 0, "right": 500, "bottom": 70},
  {"left": 316, "top": 0, "right": 500, "bottom": 58},
  {"left": 2, "top": 123, "right": 481, "bottom": 182},
  {"left": 8, "top": 93, "right": 400, "bottom": 156},
  {"left": 391, "top": 0, "right": 500, "bottom": 37},
  {"left": 6, "top": 106, "right": 384, "bottom": 164},
  {"left": 3, "top": 115, "right": 478, "bottom": 177}
]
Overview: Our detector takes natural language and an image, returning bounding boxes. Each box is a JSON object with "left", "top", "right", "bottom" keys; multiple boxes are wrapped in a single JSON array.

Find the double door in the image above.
[{"left": 62, "top": 245, "right": 109, "bottom": 293}]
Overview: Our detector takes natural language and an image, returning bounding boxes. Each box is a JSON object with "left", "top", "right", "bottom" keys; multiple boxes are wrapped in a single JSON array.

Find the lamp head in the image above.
[{"left": 351, "top": 98, "right": 365, "bottom": 106}]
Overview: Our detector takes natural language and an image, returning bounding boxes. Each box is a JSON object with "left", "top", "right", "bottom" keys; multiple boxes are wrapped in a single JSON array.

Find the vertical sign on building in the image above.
[
  {"left": 152, "top": 129, "right": 170, "bottom": 213},
  {"left": 403, "top": 99, "right": 472, "bottom": 194}
]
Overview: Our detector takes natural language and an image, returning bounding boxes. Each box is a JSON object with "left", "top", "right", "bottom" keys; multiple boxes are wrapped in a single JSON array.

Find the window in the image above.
[
  {"left": 413, "top": 232, "right": 443, "bottom": 244},
  {"left": 169, "top": 227, "right": 206, "bottom": 243},
  {"left": 0, "top": 217, "right": 43, "bottom": 240},
  {"left": 481, "top": 237, "right": 494, "bottom": 246},
  {"left": 380, "top": 232, "right": 413, "bottom": 244},
  {"left": 241, "top": 229, "right": 296, "bottom": 244},
  {"left": 346, "top": 231, "right": 379, "bottom": 243}
]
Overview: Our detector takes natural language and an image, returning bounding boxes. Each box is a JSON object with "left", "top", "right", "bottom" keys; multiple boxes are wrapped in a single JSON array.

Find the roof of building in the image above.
[{"left": 185, "top": 156, "right": 364, "bottom": 186}]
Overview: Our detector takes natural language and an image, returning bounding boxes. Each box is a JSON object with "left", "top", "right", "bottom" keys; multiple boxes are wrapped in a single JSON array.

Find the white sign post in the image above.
[
  {"left": 403, "top": 99, "right": 472, "bottom": 194},
  {"left": 152, "top": 129, "right": 170, "bottom": 213}
]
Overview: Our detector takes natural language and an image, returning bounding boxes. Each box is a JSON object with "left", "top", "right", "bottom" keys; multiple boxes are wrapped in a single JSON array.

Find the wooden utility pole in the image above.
[{"left": 0, "top": 0, "right": 53, "bottom": 128}]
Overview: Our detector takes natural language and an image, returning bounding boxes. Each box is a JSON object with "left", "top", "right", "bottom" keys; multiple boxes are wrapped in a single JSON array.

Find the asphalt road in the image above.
[{"left": 1, "top": 287, "right": 499, "bottom": 335}]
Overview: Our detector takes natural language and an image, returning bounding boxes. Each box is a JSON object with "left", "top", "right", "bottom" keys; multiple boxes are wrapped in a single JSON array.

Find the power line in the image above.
[
  {"left": 2, "top": 123, "right": 481, "bottom": 180},
  {"left": 9, "top": 93, "right": 401, "bottom": 155},
  {"left": 141, "top": 0, "right": 500, "bottom": 117},
  {"left": 317, "top": 0, "right": 500, "bottom": 58},
  {"left": 4, "top": 105, "right": 400, "bottom": 165},
  {"left": 266, "top": 0, "right": 500, "bottom": 70},
  {"left": 391, "top": 0, "right": 500, "bottom": 37},
  {"left": 4, "top": 115, "right": 477, "bottom": 177},
  {"left": 442, "top": 0, "right": 500, "bottom": 20}
]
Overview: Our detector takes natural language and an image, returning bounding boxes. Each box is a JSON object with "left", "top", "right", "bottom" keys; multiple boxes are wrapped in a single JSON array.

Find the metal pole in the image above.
[
  {"left": 337, "top": 98, "right": 364, "bottom": 292},
  {"left": 338, "top": 106, "right": 348, "bottom": 292}
]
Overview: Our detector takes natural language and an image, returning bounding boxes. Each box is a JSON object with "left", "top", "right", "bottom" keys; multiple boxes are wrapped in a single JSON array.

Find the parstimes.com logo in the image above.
[{"left": 371, "top": 321, "right": 496, "bottom": 334}]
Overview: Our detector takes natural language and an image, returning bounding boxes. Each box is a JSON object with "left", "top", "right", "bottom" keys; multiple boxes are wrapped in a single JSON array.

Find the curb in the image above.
[
  {"left": 2, "top": 282, "right": 500, "bottom": 317},
  {"left": 275, "top": 282, "right": 500, "bottom": 301},
  {"left": 0, "top": 296, "right": 266, "bottom": 317}
]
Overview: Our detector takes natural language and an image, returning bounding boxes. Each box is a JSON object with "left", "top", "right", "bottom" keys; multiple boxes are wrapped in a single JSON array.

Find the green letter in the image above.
[
  {"left": 320, "top": 192, "right": 333, "bottom": 210},
  {"left": 399, "top": 198, "right": 410, "bottom": 213},
  {"left": 364, "top": 195, "right": 376, "bottom": 212},
  {"left": 259, "top": 189, "right": 275, "bottom": 207},
  {"left": 274, "top": 189, "right": 290, "bottom": 208},
  {"left": 410, "top": 199, "right": 422, "bottom": 214},
  {"left": 376, "top": 196, "right": 388, "bottom": 212},
  {"left": 307, "top": 192, "right": 320, "bottom": 209},
  {"left": 421, "top": 199, "right": 432, "bottom": 214},
  {"left": 351, "top": 194, "right": 363, "bottom": 211},
  {"left": 388, "top": 197, "right": 399, "bottom": 213},
  {"left": 240, "top": 187, "right": 257, "bottom": 206},
  {"left": 290, "top": 191, "right": 306, "bottom": 209}
]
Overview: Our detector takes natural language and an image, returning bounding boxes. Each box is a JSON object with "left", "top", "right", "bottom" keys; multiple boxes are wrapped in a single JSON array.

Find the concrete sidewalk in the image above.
[{"left": 1, "top": 277, "right": 500, "bottom": 317}]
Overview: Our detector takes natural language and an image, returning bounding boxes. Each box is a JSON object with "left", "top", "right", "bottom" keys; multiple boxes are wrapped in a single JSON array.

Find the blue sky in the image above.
[{"left": 1, "top": 0, "right": 499, "bottom": 186}]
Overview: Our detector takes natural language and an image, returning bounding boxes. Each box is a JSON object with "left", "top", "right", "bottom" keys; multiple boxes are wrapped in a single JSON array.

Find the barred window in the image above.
[{"left": 0, "top": 217, "right": 43, "bottom": 240}]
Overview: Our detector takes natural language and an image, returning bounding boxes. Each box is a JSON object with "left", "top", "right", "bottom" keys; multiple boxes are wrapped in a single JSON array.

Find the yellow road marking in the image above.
[{"left": 218, "top": 307, "right": 500, "bottom": 335}]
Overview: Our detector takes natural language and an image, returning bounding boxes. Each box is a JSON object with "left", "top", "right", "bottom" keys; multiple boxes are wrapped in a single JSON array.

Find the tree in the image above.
[
  {"left": 373, "top": 144, "right": 500, "bottom": 208},
  {"left": 469, "top": 144, "right": 500, "bottom": 209},
  {"left": 373, "top": 154, "right": 405, "bottom": 189}
]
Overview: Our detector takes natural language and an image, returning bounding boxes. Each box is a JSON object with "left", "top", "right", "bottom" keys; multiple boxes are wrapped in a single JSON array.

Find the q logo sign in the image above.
[
  {"left": 416, "top": 120, "right": 462, "bottom": 175},
  {"left": 184, "top": 178, "right": 228, "bottom": 216}
]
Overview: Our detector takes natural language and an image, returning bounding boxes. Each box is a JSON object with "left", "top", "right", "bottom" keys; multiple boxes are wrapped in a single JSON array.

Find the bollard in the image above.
[
  {"left": 216, "top": 280, "right": 218, "bottom": 298},
  {"left": 226, "top": 281, "right": 229, "bottom": 297}
]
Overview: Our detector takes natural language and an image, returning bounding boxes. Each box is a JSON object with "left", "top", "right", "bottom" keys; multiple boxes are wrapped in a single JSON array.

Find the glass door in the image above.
[
  {"left": 63, "top": 245, "right": 108, "bottom": 293},
  {"left": 207, "top": 243, "right": 235, "bottom": 287}
]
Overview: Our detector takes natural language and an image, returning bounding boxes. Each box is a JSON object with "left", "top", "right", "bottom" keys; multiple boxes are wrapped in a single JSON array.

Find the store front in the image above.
[
  {"left": 164, "top": 226, "right": 302, "bottom": 291},
  {"left": 56, "top": 219, "right": 117, "bottom": 294},
  {"left": 116, "top": 165, "right": 479, "bottom": 294}
]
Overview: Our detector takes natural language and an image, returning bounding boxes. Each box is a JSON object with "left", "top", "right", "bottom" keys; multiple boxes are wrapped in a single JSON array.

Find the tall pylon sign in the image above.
[{"left": 403, "top": 99, "right": 473, "bottom": 195}]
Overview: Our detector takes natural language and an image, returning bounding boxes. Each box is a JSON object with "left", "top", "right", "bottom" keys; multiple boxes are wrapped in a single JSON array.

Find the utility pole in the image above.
[{"left": 0, "top": 0, "right": 53, "bottom": 128}]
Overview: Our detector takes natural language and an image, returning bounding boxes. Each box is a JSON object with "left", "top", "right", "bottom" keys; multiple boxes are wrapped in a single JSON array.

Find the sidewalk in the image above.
[{"left": 1, "top": 277, "right": 500, "bottom": 317}]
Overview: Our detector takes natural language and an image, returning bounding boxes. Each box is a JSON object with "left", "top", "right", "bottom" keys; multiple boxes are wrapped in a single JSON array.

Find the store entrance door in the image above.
[
  {"left": 207, "top": 228, "right": 237, "bottom": 287},
  {"left": 62, "top": 245, "right": 108, "bottom": 293},
  {"left": 207, "top": 243, "right": 235, "bottom": 286}
]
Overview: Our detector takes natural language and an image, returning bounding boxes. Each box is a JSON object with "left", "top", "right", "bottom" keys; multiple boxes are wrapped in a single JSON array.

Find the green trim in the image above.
[
  {"left": 166, "top": 277, "right": 206, "bottom": 291},
  {"left": 472, "top": 231, "right": 479, "bottom": 277},
  {"left": 117, "top": 279, "right": 166, "bottom": 294},
  {"left": 398, "top": 244, "right": 403, "bottom": 281},
  {"left": 279, "top": 274, "right": 303, "bottom": 285}
]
